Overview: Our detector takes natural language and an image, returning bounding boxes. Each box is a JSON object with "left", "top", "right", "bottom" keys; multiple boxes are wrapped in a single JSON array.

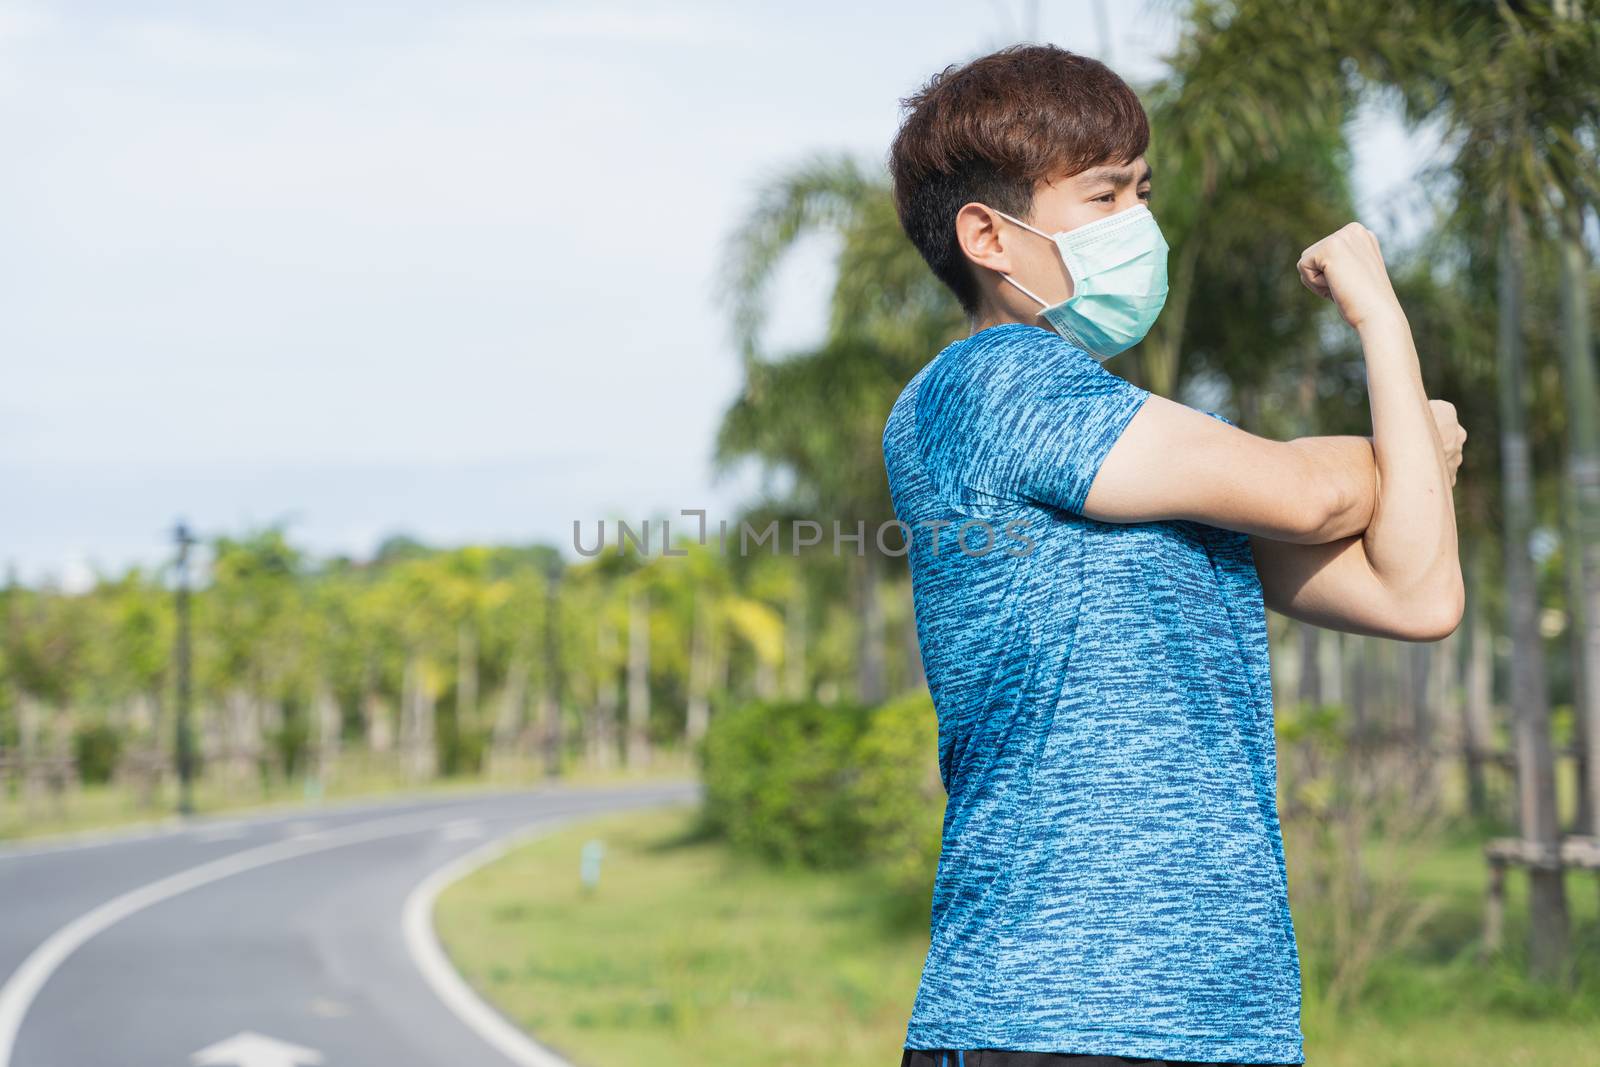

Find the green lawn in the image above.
[
  {"left": 436, "top": 805, "right": 1600, "bottom": 1067},
  {"left": 435, "top": 804, "right": 928, "bottom": 1066}
]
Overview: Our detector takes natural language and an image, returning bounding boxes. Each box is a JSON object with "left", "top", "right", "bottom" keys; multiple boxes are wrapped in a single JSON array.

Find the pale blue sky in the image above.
[{"left": 1, "top": 0, "right": 1440, "bottom": 589}]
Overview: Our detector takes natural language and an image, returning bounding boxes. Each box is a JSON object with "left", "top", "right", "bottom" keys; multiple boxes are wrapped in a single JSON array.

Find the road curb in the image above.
[{"left": 401, "top": 820, "right": 583, "bottom": 1067}]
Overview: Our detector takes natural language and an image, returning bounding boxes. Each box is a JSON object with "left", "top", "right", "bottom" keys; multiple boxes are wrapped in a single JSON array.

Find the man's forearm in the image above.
[{"left": 1357, "top": 310, "right": 1462, "bottom": 615}]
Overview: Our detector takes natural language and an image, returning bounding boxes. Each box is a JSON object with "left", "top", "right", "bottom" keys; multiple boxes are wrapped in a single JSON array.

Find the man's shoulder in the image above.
[{"left": 883, "top": 322, "right": 1134, "bottom": 463}]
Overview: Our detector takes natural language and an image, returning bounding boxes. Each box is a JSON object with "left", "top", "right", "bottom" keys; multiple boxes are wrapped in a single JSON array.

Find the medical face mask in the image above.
[{"left": 990, "top": 203, "right": 1170, "bottom": 362}]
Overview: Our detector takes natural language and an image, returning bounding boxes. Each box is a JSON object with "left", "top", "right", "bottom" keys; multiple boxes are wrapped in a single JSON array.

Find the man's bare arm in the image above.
[
  {"left": 1249, "top": 409, "right": 1466, "bottom": 641},
  {"left": 1083, "top": 221, "right": 1466, "bottom": 639},
  {"left": 1247, "top": 225, "right": 1467, "bottom": 642},
  {"left": 1281, "top": 434, "right": 1379, "bottom": 541},
  {"left": 1087, "top": 404, "right": 1462, "bottom": 638},
  {"left": 1084, "top": 395, "right": 1357, "bottom": 544},
  {"left": 1248, "top": 530, "right": 1458, "bottom": 641},
  {"left": 1084, "top": 403, "right": 1384, "bottom": 543}
]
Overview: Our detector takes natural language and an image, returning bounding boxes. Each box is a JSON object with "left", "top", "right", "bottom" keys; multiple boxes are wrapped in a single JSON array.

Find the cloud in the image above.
[{"left": 122, "top": 20, "right": 303, "bottom": 71}]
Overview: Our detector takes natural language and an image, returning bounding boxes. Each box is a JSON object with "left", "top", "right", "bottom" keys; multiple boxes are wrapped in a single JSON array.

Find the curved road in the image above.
[{"left": 0, "top": 780, "right": 701, "bottom": 1067}]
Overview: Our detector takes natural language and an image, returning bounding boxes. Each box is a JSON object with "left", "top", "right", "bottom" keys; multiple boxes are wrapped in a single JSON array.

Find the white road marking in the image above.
[
  {"left": 191, "top": 1030, "right": 323, "bottom": 1067},
  {"left": 401, "top": 823, "right": 576, "bottom": 1067},
  {"left": 0, "top": 785, "right": 538, "bottom": 864},
  {"left": 191, "top": 821, "right": 251, "bottom": 843},
  {"left": 0, "top": 808, "right": 461, "bottom": 1067},
  {"left": 0, "top": 818, "right": 184, "bottom": 861},
  {"left": 441, "top": 818, "right": 485, "bottom": 841}
]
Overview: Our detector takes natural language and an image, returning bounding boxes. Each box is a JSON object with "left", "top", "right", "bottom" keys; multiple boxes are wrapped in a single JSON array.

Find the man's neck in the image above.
[{"left": 968, "top": 310, "right": 1039, "bottom": 337}]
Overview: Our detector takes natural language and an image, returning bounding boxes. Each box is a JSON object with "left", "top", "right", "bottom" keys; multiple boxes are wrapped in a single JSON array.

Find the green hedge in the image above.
[
  {"left": 697, "top": 691, "right": 944, "bottom": 892},
  {"left": 72, "top": 721, "right": 123, "bottom": 785}
]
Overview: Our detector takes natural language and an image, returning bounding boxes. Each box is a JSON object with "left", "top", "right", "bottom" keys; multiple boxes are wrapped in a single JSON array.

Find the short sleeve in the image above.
[{"left": 966, "top": 337, "right": 1152, "bottom": 515}]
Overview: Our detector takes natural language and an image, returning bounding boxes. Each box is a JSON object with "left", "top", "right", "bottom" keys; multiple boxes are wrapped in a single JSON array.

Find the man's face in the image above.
[{"left": 1005, "top": 155, "right": 1154, "bottom": 304}]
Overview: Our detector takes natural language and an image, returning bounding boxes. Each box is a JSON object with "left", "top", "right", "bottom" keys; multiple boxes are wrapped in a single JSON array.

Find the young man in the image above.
[{"left": 881, "top": 44, "right": 1465, "bottom": 1067}]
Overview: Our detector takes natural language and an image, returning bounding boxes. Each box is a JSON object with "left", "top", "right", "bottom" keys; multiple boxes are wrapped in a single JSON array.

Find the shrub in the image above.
[
  {"left": 269, "top": 715, "right": 312, "bottom": 779},
  {"left": 73, "top": 721, "right": 123, "bottom": 785},
  {"left": 699, "top": 698, "right": 875, "bottom": 868},
  {"left": 438, "top": 715, "right": 489, "bottom": 777},
  {"left": 850, "top": 690, "right": 944, "bottom": 895},
  {"left": 699, "top": 691, "right": 944, "bottom": 886}
]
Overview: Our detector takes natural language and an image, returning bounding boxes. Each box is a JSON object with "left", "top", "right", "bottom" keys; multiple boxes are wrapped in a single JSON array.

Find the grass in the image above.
[
  {"left": 435, "top": 804, "right": 929, "bottom": 1067},
  {"left": 436, "top": 804, "right": 1600, "bottom": 1067},
  {"left": 0, "top": 747, "right": 699, "bottom": 843},
  {"left": 1296, "top": 829, "right": 1600, "bottom": 1067}
]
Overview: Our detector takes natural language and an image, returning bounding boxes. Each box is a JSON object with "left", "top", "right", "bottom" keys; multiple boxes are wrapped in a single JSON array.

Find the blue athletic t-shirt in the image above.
[{"left": 882, "top": 322, "right": 1304, "bottom": 1064}]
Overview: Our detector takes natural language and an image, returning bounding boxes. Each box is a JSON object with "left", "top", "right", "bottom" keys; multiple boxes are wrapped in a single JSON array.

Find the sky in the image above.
[{"left": 0, "top": 0, "right": 1445, "bottom": 590}]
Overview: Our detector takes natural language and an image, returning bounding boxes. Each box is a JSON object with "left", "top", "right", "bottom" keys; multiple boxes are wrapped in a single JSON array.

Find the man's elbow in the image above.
[
  {"left": 1400, "top": 576, "right": 1466, "bottom": 642},
  {"left": 1294, "top": 480, "right": 1351, "bottom": 544}
]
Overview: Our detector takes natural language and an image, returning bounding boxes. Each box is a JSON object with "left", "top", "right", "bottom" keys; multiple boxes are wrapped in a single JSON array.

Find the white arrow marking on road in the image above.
[{"left": 191, "top": 1030, "right": 323, "bottom": 1067}]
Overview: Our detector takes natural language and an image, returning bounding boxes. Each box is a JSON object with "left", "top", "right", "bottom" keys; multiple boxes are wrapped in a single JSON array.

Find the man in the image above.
[{"left": 881, "top": 44, "right": 1465, "bottom": 1067}]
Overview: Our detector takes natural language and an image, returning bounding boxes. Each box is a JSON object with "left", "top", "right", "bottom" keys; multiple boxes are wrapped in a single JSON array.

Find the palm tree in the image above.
[
  {"left": 1546, "top": 0, "right": 1600, "bottom": 842},
  {"left": 1368, "top": 0, "right": 1596, "bottom": 982},
  {"left": 1162, "top": 0, "right": 1599, "bottom": 981},
  {"left": 718, "top": 154, "right": 962, "bottom": 706}
]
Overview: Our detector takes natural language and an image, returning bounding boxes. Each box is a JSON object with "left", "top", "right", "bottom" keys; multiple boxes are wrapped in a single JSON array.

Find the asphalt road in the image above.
[{"left": 0, "top": 780, "right": 702, "bottom": 1067}]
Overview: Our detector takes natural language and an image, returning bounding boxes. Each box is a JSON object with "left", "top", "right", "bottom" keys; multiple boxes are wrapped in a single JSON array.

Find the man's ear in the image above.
[{"left": 954, "top": 202, "right": 1015, "bottom": 278}]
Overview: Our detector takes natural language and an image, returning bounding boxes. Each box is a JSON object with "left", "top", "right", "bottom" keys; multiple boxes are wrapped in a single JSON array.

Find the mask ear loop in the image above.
[
  {"left": 989, "top": 207, "right": 1057, "bottom": 311},
  {"left": 999, "top": 271, "right": 1051, "bottom": 310}
]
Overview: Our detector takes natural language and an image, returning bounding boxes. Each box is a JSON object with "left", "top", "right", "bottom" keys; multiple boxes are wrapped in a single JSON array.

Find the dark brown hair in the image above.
[{"left": 887, "top": 44, "right": 1150, "bottom": 317}]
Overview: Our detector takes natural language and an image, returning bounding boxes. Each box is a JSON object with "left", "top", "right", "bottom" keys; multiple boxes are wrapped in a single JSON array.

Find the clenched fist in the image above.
[
  {"left": 1430, "top": 398, "right": 1466, "bottom": 486},
  {"left": 1297, "top": 222, "right": 1404, "bottom": 331}
]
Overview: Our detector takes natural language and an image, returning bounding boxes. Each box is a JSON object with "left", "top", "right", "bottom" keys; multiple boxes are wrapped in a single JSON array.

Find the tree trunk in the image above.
[
  {"left": 541, "top": 567, "right": 565, "bottom": 778},
  {"left": 1349, "top": 634, "right": 1370, "bottom": 743},
  {"left": 314, "top": 680, "right": 340, "bottom": 790},
  {"left": 1497, "top": 194, "right": 1567, "bottom": 978},
  {"left": 856, "top": 551, "right": 887, "bottom": 705},
  {"left": 1563, "top": 477, "right": 1593, "bottom": 835},
  {"left": 754, "top": 640, "right": 779, "bottom": 701},
  {"left": 1557, "top": 199, "right": 1600, "bottom": 837},
  {"left": 363, "top": 690, "right": 392, "bottom": 755},
  {"left": 1408, "top": 638, "right": 1441, "bottom": 813},
  {"left": 1462, "top": 539, "right": 1495, "bottom": 819},
  {"left": 784, "top": 581, "right": 810, "bottom": 699},
  {"left": 1322, "top": 629, "right": 1344, "bottom": 710},
  {"left": 685, "top": 590, "right": 712, "bottom": 749},
  {"left": 490, "top": 655, "right": 528, "bottom": 779},
  {"left": 1423, "top": 620, "right": 1461, "bottom": 811},
  {"left": 1296, "top": 621, "right": 1323, "bottom": 710},
  {"left": 401, "top": 652, "right": 437, "bottom": 782},
  {"left": 456, "top": 623, "right": 478, "bottom": 739},
  {"left": 18, "top": 692, "right": 42, "bottom": 818},
  {"left": 626, "top": 584, "right": 652, "bottom": 769},
  {"left": 591, "top": 618, "right": 620, "bottom": 771},
  {"left": 712, "top": 617, "right": 731, "bottom": 709}
]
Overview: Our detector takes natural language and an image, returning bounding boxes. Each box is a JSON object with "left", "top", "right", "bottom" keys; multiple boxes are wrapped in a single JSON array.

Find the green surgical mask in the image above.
[{"left": 991, "top": 203, "right": 1170, "bottom": 362}]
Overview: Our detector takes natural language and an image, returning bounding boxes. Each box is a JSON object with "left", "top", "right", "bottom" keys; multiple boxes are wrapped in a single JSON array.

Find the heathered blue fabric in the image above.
[{"left": 882, "top": 322, "right": 1304, "bottom": 1064}]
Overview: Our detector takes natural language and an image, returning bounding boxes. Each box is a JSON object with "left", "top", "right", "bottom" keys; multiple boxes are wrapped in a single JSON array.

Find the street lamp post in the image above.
[
  {"left": 544, "top": 557, "right": 563, "bottom": 778},
  {"left": 173, "top": 521, "right": 197, "bottom": 816}
]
